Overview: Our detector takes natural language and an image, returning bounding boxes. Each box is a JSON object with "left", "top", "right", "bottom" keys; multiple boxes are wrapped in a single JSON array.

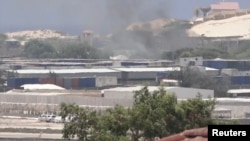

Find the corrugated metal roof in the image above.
[
  {"left": 8, "top": 68, "right": 119, "bottom": 74},
  {"left": 103, "top": 86, "right": 175, "bottom": 92},
  {"left": 20, "top": 84, "right": 65, "bottom": 90},
  {"left": 205, "top": 67, "right": 218, "bottom": 71},
  {"left": 211, "top": 2, "right": 240, "bottom": 10},
  {"left": 112, "top": 67, "right": 181, "bottom": 72},
  {"left": 227, "top": 89, "right": 250, "bottom": 94},
  {"left": 103, "top": 86, "right": 213, "bottom": 93},
  {"left": 217, "top": 98, "right": 250, "bottom": 102},
  {"left": 8, "top": 67, "right": 217, "bottom": 74},
  {"left": 112, "top": 67, "right": 217, "bottom": 72}
]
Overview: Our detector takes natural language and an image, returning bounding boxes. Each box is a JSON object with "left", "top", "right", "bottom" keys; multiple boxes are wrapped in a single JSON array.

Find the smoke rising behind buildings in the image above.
[
  {"left": 0, "top": 0, "right": 248, "bottom": 59},
  {"left": 0, "top": 0, "right": 171, "bottom": 35},
  {"left": 0, "top": 0, "right": 249, "bottom": 35}
]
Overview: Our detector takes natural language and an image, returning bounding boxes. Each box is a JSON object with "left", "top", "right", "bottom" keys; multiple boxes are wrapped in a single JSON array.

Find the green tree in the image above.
[
  {"left": 193, "top": 47, "right": 229, "bottom": 59},
  {"left": 58, "top": 42, "right": 99, "bottom": 59},
  {"left": 0, "top": 70, "right": 6, "bottom": 91},
  {"left": 0, "top": 69, "right": 13, "bottom": 92},
  {"left": 23, "top": 39, "right": 56, "bottom": 58},
  {"left": 0, "top": 33, "right": 7, "bottom": 45},
  {"left": 167, "top": 67, "right": 229, "bottom": 97},
  {"left": 60, "top": 86, "right": 218, "bottom": 141},
  {"left": 102, "top": 105, "right": 129, "bottom": 136},
  {"left": 0, "top": 70, "right": 5, "bottom": 86},
  {"left": 179, "top": 94, "right": 216, "bottom": 129},
  {"left": 161, "top": 47, "right": 231, "bottom": 60},
  {"left": 60, "top": 103, "right": 98, "bottom": 140},
  {"left": 60, "top": 103, "right": 130, "bottom": 141},
  {"left": 129, "top": 86, "right": 184, "bottom": 140},
  {"left": 90, "top": 130, "right": 129, "bottom": 141}
]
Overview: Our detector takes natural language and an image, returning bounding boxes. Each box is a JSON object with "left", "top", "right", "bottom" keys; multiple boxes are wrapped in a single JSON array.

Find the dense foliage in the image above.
[
  {"left": 60, "top": 86, "right": 217, "bottom": 141},
  {"left": 0, "top": 33, "right": 7, "bottom": 46},
  {"left": 23, "top": 40, "right": 56, "bottom": 58},
  {"left": 167, "top": 67, "right": 229, "bottom": 97},
  {"left": 22, "top": 39, "right": 112, "bottom": 59},
  {"left": 162, "top": 47, "right": 231, "bottom": 60},
  {"left": 0, "top": 69, "right": 10, "bottom": 92},
  {"left": 162, "top": 40, "right": 250, "bottom": 60}
]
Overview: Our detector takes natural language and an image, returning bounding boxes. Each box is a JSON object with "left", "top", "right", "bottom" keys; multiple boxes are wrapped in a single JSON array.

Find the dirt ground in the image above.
[{"left": 0, "top": 116, "right": 63, "bottom": 130}]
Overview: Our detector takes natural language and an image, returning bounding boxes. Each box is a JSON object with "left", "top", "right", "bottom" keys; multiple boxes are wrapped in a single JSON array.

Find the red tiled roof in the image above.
[
  {"left": 211, "top": 2, "right": 240, "bottom": 10},
  {"left": 158, "top": 127, "right": 208, "bottom": 141}
]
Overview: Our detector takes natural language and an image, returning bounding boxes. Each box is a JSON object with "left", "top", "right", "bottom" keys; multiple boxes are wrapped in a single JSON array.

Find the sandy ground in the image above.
[
  {"left": 0, "top": 116, "right": 63, "bottom": 130},
  {"left": 5, "top": 29, "right": 71, "bottom": 40},
  {"left": 188, "top": 14, "right": 250, "bottom": 38},
  {"left": 0, "top": 116, "right": 64, "bottom": 139},
  {"left": 0, "top": 132, "right": 63, "bottom": 139}
]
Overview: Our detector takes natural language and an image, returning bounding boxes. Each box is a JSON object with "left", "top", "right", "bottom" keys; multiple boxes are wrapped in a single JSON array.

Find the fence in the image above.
[{"left": 0, "top": 93, "right": 133, "bottom": 116}]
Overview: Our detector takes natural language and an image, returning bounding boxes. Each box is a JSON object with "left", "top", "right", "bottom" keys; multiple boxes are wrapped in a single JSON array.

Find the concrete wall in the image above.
[
  {"left": 216, "top": 100, "right": 250, "bottom": 118},
  {"left": 0, "top": 94, "right": 133, "bottom": 107},
  {"left": 1, "top": 94, "right": 250, "bottom": 119},
  {"left": 0, "top": 92, "right": 134, "bottom": 116},
  {"left": 18, "top": 72, "right": 121, "bottom": 79},
  {"left": 167, "top": 87, "right": 214, "bottom": 99},
  {"left": 104, "top": 87, "right": 214, "bottom": 99},
  {"left": 127, "top": 72, "right": 158, "bottom": 80},
  {"left": 95, "top": 76, "right": 117, "bottom": 87}
]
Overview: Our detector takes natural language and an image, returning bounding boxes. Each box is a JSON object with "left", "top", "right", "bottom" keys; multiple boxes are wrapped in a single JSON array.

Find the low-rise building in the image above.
[{"left": 103, "top": 86, "right": 214, "bottom": 100}]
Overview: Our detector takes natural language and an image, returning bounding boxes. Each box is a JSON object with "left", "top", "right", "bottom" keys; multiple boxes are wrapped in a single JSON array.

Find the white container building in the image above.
[
  {"left": 103, "top": 86, "right": 214, "bottom": 100},
  {"left": 8, "top": 68, "right": 121, "bottom": 78},
  {"left": 95, "top": 76, "right": 117, "bottom": 88}
]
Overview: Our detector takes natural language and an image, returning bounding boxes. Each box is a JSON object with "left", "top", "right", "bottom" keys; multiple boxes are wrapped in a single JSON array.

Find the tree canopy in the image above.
[
  {"left": 60, "top": 86, "right": 218, "bottom": 141},
  {"left": 23, "top": 39, "right": 56, "bottom": 58},
  {"left": 22, "top": 38, "right": 111, "bottom": 59},
  {"left": 167, "top": 67, "right": 229, "bottom": 97},
  {"left": 162, "top": 47, "right": 231, "bottom": 61},
  {"left": 0, "top": 33, "right": 7, "bottom": 45}
]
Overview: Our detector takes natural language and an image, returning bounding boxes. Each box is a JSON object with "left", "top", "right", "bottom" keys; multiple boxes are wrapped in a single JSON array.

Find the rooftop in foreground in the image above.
[{"left": 159, "top": 127, "right": 207, "bottom": 141}]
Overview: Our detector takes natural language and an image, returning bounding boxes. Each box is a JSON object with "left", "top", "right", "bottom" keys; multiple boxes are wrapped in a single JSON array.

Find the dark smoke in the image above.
[
  {"left": 0, "top": 0, "right": 171, "bottom": 35},
  {"left": 104, "top": 0, "right": 191, "bottom": 59},
  {"left": 107, "top": 22, "right": 192, "bottom": 60},
  {"left": 105, "top": 0, "right": 170, "bottom": 32},
  {"left": 103, "top": 0, "right": 178, "bottom": 59},
  {"left": 0, "top": 0, "right": 193, "bottom": 59}
]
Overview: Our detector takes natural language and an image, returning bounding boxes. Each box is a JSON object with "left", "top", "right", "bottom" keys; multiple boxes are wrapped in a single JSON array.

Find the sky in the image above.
[{"left": 0, "top": 0, "right": 249, "bottom": 35}]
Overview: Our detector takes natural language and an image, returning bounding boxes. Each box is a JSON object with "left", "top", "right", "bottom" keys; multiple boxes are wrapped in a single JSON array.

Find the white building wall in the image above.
[
  {"left": 17, "top": 72, "right": 121, "bottom": 79},
  {"left": 127, "top": 72, "right": 158, "bottom": 79},
  {"left": 180, "top": 57, "right": 203, "bottom": 67},
  {"left": 95, "top": 76, "right": 117, "bottom": 87},
  {"left": 166, "top": 87, "right": 214, "bottom": 99},
  {"left": 103, "top": 87, "right": 214, "bottom": 100}
]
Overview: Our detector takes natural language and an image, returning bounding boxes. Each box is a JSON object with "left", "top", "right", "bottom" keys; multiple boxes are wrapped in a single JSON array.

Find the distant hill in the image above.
[
  {"left": 124, "top": 13, "right": 250, "bottom": 41},
  {"left": 126, "top": 18, "right": 176, "bottom": 32},
  {"left": 188, "top": 14, "right": 250, "bottom": 40},
  {"left": 5, "top": 29, "right": 76, "bottom": 41}
]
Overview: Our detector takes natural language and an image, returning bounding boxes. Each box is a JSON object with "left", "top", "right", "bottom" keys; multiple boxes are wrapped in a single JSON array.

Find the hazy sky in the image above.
[{"left": 0, "top": 0, "right": 249, "bottom": 35}]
